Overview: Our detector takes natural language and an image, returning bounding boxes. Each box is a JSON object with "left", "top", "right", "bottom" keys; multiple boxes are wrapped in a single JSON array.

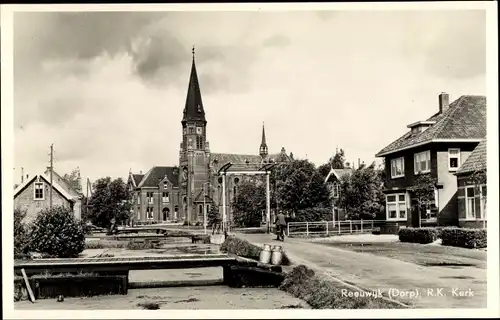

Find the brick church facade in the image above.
[{"left": 127, "top": 50, "right": 293, "bottom": 224}]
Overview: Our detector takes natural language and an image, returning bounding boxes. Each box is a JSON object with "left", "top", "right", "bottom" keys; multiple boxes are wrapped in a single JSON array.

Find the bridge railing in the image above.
[{"left": 286, "top": 220, "right": 387, "bottom": 237}]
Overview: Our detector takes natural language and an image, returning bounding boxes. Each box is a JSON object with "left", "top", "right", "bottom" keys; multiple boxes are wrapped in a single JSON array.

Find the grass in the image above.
[
  {"left": 30, "top": 271, "right": 98, "bottom": 279},
  {"left": 84, "top": 240, "right": 127, "bottom": 249},
  {"left": 317, "top": 241, "right": 487, "bottom": 268},
  {"left": 279, "top": 265, "right": 405, "bottom": 309},
  {"left": 137, "top": 301, "right": 160, "bottom": 310}
]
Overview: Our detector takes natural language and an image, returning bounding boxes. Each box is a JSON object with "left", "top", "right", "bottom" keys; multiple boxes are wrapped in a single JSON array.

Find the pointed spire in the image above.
[
  {"left": 182, "top": 46, "right": 206, "bottom": 124},
  {"left": 259, "top": 122, "right": 268, "bottom": 158}
]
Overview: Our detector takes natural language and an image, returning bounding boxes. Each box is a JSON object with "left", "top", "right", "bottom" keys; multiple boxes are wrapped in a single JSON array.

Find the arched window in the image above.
[{"left": 162, "top": 207, "right": 170, "bottom": 221}]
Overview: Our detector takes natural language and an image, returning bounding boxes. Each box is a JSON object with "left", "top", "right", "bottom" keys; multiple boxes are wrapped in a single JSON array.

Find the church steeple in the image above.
[
  {"left": 182, "top": 46, "right": 206, "bottom": 125},
  {"left": 259, "top": 122, "right": 268, "bottom": 158}
]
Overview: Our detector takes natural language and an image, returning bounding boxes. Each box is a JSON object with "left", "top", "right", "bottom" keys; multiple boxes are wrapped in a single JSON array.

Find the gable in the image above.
[{"left": 14, "top": 174, "right": 75, "bottom": 202}]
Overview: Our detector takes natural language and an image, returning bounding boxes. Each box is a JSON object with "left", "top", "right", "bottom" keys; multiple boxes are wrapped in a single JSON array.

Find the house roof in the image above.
[
  {"left": 182, "top": 52, "right": 206, "bottom": 124},
  {"left": 43, "top": 169, "right": 82, "bottom": 198},
  {"left": 456, "top": 139, "right": 487, "bottom": 175},
  {"left": 132, "top": 174, "right": 144, "bottom": 186},
  {"left": 324, "top": 168, "right": 353, "bottom": 183},
  {"left": 137, "top": 166, "right": 180, "bottom": 188},
  {"left": 376, "top": 95, "right": 486, "bottom": 157},
  {"left": 14, "top": 174, "right": 77, "bottom": 202}
]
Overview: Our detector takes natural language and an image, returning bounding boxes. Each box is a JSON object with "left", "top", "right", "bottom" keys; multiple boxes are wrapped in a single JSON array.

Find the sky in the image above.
[{"left": 10, "top": 8, "right": 487, "bottom": 185}]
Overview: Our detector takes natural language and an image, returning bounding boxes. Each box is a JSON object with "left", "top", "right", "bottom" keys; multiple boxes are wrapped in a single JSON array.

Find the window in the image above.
[
  {"left": 146, "top": 207, "right": 154, "bottom": 220},
  {"left": 199, "top": 204, "right": 203, "bottom": 216},
  {"left": 414, "top": 150, "right": 431, "bottom": 174},
  {"left": 390, "top": 157, "right": 405, "bottom": 178},
  {"left": 196, "top": 127, "right": 203, "bottom": 134},
  {"left": 386, "top": 193, "right": 407, "bottom": 220},
  {"left": 147, "top": 192, "right": 154, "bottom": 204},
  {"left": 188, "top": 127, "right": 194, "bottom": 134},
  {"left": 448, "top": 148, "right": 460, "bottom": 171},
  {"left": 196, "top": 136, "right": 203, "bottom": 149},
  {"left": 458, "top": 185, "right": 486, "bottom": 220},
  {"left": 162, "top": 192, "right": 169, "bottom": 203},
  {"left": 332, "top": 183, "right": 340, "bottom": 198},
  {"left": 34, "top": 182, "right": 44, "bottom": 200},
  {"left": 163, "top": 181, "right": 168, "bottom": 189}
]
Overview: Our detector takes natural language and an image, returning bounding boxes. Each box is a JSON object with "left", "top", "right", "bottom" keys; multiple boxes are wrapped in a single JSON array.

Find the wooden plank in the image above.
[{"left": 21, "top": 268, "right": 36, "bottom": 303}]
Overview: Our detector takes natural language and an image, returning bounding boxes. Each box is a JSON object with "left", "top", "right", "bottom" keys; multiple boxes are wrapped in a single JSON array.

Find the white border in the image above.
[{"left": 2, "top": 2, "right": 499, "bottom": 319}]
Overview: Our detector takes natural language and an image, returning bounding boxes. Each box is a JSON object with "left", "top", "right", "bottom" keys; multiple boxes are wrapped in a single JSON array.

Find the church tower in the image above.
[
  {"left": 259, "top": 122, "right": 269, "bottom": 159},
  {"left": 179, "top": 46, "right": 210, "bottom": 223}
]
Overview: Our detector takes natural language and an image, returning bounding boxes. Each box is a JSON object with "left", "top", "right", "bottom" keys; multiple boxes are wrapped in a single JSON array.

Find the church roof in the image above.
[
  {"left": 210, "top": 153, "right": 263, "bottom": 172},
  {"left": 132, "top": 174, "right": 144, "bottom": 186},
  {"left": 182, "top": 48, "right": 206, "bottom": 124},
  {"left": 260, "top": 123, "right": 267, "bottom": 147},
  {"left": 137, "top": 166, "right": 179, "bottom": 188}
]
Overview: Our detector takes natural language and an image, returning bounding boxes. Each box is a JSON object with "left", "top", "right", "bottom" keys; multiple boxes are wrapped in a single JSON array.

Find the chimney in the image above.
[
  {"left": 21, "top": 167, "right": 24, "bottom": 183},
  {"left": 140, "top": 170, "right": 142, "bottom": 174},
  {"left": 439, "top": 92, "right": 449, "bottom": 113},
  {"left": 26, "top": 174, "right": 29, "bottom": 180}
]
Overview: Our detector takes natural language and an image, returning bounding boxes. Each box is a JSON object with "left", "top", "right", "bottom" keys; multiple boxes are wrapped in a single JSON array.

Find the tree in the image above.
[
  {"left": 337, "top": 163, "right": 385, "bottom": 220},
  {"left": 272, "top": 160, "right": 331, "bottom": 218},
  {"left": 317, "top": 163, "right": 332, "bottom": 180},
  {"left": 14, "top": 208, "right": 29, "bottom": 257},
  {"left": 62, "top": 167, "right": 82, "bottom": 194},
  {"left": 28, "top": 205, "right": 86, "bottom": 258},
  {"left": 329, "top": 149, "right": 345, "bottom": 169},
  {"left": 407, "top": 173, "right": 437, "bottom": 227},
  {"left": 87, "top": 177, "right": 132, "bottom": 229},
  {"left": 232, "top": 181, "right": 266, "bottom": 227}
]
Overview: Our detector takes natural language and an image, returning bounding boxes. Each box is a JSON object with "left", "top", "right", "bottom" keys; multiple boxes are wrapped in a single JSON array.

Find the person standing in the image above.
[{"left": 274, "top": 211, "right": 287, "bottom": 241}]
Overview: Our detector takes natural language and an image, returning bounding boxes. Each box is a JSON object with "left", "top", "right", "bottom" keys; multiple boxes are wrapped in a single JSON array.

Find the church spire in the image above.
[
  {"left": 259, "top": 122, "right": 268, "bottom": 158},
  {"left": 182, "top": 45, "right": 206, "bottom": 125}
]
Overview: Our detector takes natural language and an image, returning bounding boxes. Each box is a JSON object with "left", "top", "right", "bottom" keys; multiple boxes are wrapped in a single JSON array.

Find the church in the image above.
[{"left": 127, "top": 49, "right": 293, "bottom": 224}]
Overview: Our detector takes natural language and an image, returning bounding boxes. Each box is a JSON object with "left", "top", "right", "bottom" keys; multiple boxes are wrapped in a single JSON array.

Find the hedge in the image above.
[
  {"left": 398, "top": 227, "right": 439, "bottom": 244},
  {"left": 440, "top": 227, "right": 487, "bottom": 249}
]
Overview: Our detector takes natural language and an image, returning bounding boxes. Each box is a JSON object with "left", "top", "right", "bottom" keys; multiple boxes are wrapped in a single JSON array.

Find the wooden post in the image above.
[
  {"left": 325, "top": 221, "right": 329, "bottom": 235},
  {"left": 361, "top": 219, "right": 363, "bottom": 233},
  {"left": 371, "top": 220, "right": 374, "bottom": 231},
  {"left": 306, "top": 222, "right": 309, "bottom": 236},
  {"left": 338, "top": 220, "right": 341, "bottom": 234},
  {"left": 21, "top": 268, "right": 36, "bottom": 303},
  {"left": 222, "top": 173, "right": 226, "bottom": 233},
  {"left": 287, "top": 223, "right": 290, "bottom": 236},
  {"left": 49, "top": 144, "right": 54, "bottom": 209},
  {"left": 266, "top": 172, "right": 271, "bottom": 234},
  {"left": 350, "top": 220, "right": 352, "bottom": 234}
]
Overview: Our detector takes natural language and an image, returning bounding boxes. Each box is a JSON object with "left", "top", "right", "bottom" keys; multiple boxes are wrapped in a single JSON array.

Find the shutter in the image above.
[
  {"left": 457, "top": 197, "right": 466, "bottom": 220},
  {"left": 475, "top": 196, "right": 481, "bottom": 219}
]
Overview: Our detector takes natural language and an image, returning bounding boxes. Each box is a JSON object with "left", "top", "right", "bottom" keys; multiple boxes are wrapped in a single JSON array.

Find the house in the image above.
[
  {"left": 14, "top": 172, "right": 83, "bottom": 223},
  {"left": 324, "top": 167, "right": 353, "bottom": 221},
  {"left": 454, "top": 139, "right": 487, "bottom": 228},
  {"left": 127, "top": 50, "right": 293, "bottom": 224},
  {"left": 375, "top": 93, "right": 486, "bottom": 230}
]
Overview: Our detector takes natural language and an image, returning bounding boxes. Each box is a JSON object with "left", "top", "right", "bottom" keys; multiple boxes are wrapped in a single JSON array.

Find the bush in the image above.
[
  {"left": 294, "top": 207, "right": 332, "bottom": 222},
  {"left": 126, "top": 240, "right": 160, "bottom": 250},
  {"left": 279, "top": 265, "right": 404, "bottom": 309},
  {"left": 440, "top": 227, "right": 487, "bottom": 249},
  {"left": 14, "top": 208, "right": 29, "bottom": 258},
  {"left": 28, "top": 205, "right": 86, "bottom": 258},
  {"left": 398, "top": 227, "right": 439, "bottom": 244}
]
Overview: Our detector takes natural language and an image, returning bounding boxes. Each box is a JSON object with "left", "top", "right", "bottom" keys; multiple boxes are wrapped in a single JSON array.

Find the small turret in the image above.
[{"left": 259, "top": 122, "right": 268, "bottom": 158}]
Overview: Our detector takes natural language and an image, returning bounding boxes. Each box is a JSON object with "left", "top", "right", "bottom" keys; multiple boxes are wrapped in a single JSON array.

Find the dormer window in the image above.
[{"left": 448, "top": 148, "right": 461, "bottom": 171}]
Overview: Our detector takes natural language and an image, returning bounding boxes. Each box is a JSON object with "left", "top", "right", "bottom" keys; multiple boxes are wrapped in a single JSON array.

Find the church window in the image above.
[
  {"left": 189, "top": 127, "right": 194, "bottom": 134},
  {"left": 196, "top": 136, "right": 203, "bottom": 149},
  {"left": 196, "top": 127, "right": 203, "bottom": 134}
]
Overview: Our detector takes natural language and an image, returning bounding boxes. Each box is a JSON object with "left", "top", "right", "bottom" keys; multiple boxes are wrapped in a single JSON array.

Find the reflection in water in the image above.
[{"left": 147, "top": 244, "right": 220, "bottom": 256}]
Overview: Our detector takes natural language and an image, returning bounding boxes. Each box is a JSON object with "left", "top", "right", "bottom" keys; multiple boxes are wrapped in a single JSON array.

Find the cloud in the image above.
[
  {"left": 423, "top": 11, "right": 486, "bottom": 80},
  {"left": 262, "top": 34, "right": 291, "bottom": 48}
]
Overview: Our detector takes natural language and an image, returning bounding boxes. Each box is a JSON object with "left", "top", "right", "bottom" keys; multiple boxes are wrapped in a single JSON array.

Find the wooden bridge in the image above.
[{"left": 14, "top": 254, "right": 237, "bottom": 276}]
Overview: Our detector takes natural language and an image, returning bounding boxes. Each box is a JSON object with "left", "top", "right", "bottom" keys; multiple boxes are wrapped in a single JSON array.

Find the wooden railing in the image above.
[{"left": 286, "top": 220, "right": 387, "bottom": 237}]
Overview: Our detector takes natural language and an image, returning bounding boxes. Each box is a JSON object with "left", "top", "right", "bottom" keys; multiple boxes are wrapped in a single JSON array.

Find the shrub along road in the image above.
[{"left": 234, "top": 233, "right": 486, "bottom": 309}]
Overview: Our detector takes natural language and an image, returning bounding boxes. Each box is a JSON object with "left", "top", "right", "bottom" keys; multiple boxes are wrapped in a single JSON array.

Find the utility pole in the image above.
[
  {"left": 203, "top": 183, "right": 207, "bottom": 234},
  {"left": 49, "top": 144, "right": 54, "bottom": 208}
]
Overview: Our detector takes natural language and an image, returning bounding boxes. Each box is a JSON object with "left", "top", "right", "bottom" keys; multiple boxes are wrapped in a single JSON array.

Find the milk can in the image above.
[
  {"left": 259, "top": 244, "right": 272, "bottom": 264},
  {"left": 271, "top": 245, "right": 283, "bottom": 266}
]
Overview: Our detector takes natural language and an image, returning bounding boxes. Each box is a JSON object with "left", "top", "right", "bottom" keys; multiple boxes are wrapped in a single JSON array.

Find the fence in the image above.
[{"left": 286, "top": 220, "right": 387, "bottom": 237}]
